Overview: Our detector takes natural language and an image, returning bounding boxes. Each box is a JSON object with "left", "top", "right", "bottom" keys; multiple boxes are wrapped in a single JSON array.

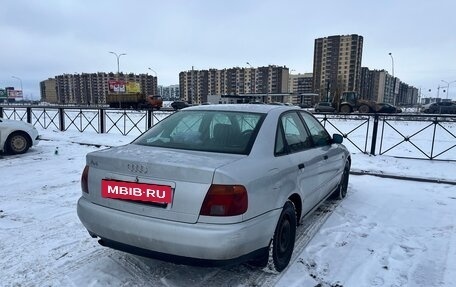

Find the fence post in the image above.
[
  {"left": 26, "top": 107, "right": 32, "bottom": 124},
  {"left": 59, "top": 108, "right": 65, "bottom": 131},
  {"left": 99, "top": 108, "right": 105, "bottom": 133},
  {"left": 370, "top": 114, "right": 379, "bottom": 155},
  {"left": 147, "top": 110, "right": 153, "bottom": 129},
  {"left": 430, "top": 117, "right": 438, "bottom": 160}
]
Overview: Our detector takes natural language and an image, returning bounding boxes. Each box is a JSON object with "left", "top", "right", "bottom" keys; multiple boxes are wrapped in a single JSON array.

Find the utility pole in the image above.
[{"left": 388, "top": 53, "right": 396, "bottom": 105}]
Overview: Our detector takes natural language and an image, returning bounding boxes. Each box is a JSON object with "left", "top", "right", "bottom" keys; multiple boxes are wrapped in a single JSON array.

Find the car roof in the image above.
[{"left": 183, "top": 104, "right": 299, "bottom": 113}]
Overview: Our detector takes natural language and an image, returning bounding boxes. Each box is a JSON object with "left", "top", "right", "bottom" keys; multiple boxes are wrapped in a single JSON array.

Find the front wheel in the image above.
[
  {"left": 6, "top": 132, "right": 30, "bottom": 154},
  {"left": 331, "top": 164, "right": 350, "bottom": 200},
  {"left": 340, "top": 105, "right": 352, "bottom": 113}
]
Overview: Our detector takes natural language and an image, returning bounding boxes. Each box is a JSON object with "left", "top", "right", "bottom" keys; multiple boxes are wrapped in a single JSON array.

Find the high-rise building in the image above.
[
  {"left": 42, "top": 72, "right": 157, "bottom": 105},
  {"left": 398, "top": 83, "right": 418, "bottom": 106},
  {"left": 40, "top": 78, "right": 58, "bottom": 103},
  {"left": 179, "top": 65, "right": 289, "bottom": 104},
  {"left": 313, "top": 34, "right": 363, "bottom": 101},
  {"left": 288, "top": 72, "right": 316, "bottom": 105},
  {"left": 288, "top": 73, "right": 313, "bottom": 94},
  {"left": 359, "top": 68, "right": 418, "bottom": 105}
]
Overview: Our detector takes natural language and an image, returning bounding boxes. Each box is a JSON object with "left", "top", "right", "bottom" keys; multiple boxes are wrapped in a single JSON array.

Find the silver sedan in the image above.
[{"left": 77, "top": 104, "right": 350, "bottom": 272}]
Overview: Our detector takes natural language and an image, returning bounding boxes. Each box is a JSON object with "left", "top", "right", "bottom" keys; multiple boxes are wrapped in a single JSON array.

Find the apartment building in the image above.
[
  {"left": 179, "top": 65, "right": 289, "bottom": 104},
  {"left": 40, "top": 78, "right": 58, "bottom": 103},
  {"left": 288, "top": 73, "right": 313, "bottom": 94},
  {"left": 359, "top": 68, "right": 418, "bottom": 105},
  {"left": 313, "top": 34, "right": 363, "bottom": 101},
  {"left": 158, "top": 84, "right": 180, "bottom": 100},
  {"left": 41, "top": 72, "right": 157, "bottom": 105},
  {"left": 398, "top": 82, "right": 419, "bottom": 105},
  {"left": 288, "top": 72, "right": 315, "bottom": 105}
]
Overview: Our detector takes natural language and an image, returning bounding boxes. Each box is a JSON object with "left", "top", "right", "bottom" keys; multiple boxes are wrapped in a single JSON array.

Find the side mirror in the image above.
[{"left": 332, "top": 134, "right": 343, "bottom": 144}]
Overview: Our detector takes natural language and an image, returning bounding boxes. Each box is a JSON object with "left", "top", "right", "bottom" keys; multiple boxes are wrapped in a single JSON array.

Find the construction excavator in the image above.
[{"left": 333, "top": 91, "right": 381, "bottom": 113}]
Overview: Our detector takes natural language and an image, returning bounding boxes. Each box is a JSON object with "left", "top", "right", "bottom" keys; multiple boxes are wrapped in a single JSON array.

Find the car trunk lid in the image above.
[{"left": 85, "top": 144, "right": 244, "bottom": 223}]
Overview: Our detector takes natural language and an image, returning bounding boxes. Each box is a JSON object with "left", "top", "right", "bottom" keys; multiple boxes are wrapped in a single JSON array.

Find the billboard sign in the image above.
[
  {"left": 126, "top": 82, "right": 141, "bottom": 93},
  {"left": 108, "top": 81, "right": 141, "bottom": 93},
  {"left": 108, "top": 80, "right": 126, "bottom": 93},
  {"left": 0, "top": 89, "right": 7, "bottom": 99},
  {"left": 7, "top": 90, "right": 23, "bottom": 98}
]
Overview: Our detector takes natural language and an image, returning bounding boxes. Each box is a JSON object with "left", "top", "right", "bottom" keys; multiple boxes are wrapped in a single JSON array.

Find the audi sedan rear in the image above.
[{"left": 77, "top": 104, "right": 350, "bottom": 272}]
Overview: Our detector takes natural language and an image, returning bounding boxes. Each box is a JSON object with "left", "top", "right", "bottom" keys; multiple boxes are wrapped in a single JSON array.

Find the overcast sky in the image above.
[{"left": 1, "top": 0, "right": 456, "bottom": 100}]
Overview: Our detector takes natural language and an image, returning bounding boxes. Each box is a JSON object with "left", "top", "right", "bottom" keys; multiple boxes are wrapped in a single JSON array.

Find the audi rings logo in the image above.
[{"left": 127, "top": 163, "right": 148, "bottom": 174}]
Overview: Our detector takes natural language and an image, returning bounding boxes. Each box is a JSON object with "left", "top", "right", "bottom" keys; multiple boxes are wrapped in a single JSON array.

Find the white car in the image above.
[{"left": 0, "top": 118, "right": 40, "bottom": 154}]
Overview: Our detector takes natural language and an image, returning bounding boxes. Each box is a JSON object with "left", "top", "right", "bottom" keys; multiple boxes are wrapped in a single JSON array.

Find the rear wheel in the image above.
[
  {"left": 6, "top": 132, "right": 30, "bottom": 154},
  {"left": 248, "top": 201, "right": 297, "bottom": 272},
  {"left": 358, "top": 105, "right": 370, "bottom": 113},
  {"left": 271, "top": 201, "right": 297, "bottom": 272}
]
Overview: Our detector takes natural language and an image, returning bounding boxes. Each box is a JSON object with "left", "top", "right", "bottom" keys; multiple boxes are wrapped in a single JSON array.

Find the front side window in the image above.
[
  {"left": 134, "top": 110, "right": 265, "bottom": 155},
  {"left": 300, "top": 112, "right": 331, "bottom": 147}
]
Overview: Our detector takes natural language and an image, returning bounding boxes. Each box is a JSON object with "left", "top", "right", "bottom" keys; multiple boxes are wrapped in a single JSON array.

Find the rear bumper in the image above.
[{"left": 77, "top": 197, "right": 280, "bottom": 263}]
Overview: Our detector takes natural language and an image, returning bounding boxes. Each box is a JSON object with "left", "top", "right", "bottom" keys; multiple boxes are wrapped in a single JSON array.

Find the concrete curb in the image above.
[{"left": 350, "top": 169, "right": 456, "bottom": 185}]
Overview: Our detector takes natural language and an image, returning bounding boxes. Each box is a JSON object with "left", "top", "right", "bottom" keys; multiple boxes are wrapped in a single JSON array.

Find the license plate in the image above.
[{"left": 101, "top": 179, "right": 173, "bottom": 204}]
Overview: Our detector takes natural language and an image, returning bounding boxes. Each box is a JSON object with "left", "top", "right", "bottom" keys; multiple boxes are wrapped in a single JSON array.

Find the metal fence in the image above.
[
  {"left": 1, "top": 105, "right": 455, "bottom": 161},
  {"left": 0, "top": 106, "right": 172, "bottom": 136},
  {"left": 316, "top": 113, "right": 456, "bottom": 161}
]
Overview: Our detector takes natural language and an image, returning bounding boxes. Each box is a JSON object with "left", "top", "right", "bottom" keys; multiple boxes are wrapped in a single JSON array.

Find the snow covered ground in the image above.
[{"left": 1, "top": 127, "right": 456, "bottom": 287}]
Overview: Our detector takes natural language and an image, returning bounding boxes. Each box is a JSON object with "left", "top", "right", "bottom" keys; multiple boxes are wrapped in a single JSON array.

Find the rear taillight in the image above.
[
  {"left": 200, "top": 184, "right": 248, "bottom": 216},
  {"left": 81, "top": 165, "right": 89, "bottom": 193}
]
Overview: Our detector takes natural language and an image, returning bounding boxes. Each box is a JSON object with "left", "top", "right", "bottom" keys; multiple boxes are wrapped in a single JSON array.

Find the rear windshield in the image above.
[{"left": 134, "top": 110, "right": 265, "bottom": 154}]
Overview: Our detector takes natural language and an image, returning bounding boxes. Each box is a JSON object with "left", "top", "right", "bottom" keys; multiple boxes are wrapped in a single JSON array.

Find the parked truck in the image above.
[{"left": 106, "top": 93, "right": 163, "bottom": 110}]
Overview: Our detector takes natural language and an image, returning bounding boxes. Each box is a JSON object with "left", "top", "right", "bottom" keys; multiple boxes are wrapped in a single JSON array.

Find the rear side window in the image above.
[
  {"left": 300, "top": 112, "right": 331, "bottom": 147},
  {"left": 275, "top": 111, "right": 312, "bottom": 155},
  {"left": 134, "top": 110, "right": 265, "bottom": 155}
]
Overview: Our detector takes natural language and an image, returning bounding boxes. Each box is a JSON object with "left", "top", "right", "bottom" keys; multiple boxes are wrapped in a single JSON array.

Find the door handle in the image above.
[
  {"left": 298, "top": 163, "right": 305, "bottom": 170},
  {"left": 323, "top": 155, "right": 328, "bottom": 160}
]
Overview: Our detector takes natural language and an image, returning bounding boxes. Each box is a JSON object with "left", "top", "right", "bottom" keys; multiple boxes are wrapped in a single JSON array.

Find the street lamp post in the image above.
[
  {"left": 109, "top": 51, "right": 126, "bottom": 75},
  {"left": 148, "top": 67, "right": 157, "bottom": 78},
  {"left": 388, "top": 52, "right": 396, "bottom": 105},
  {"left": 441, "top": 80, "right": 456, "bottom": 100},
  {"left": 109, "top": 51, "right": 126, "bottom": 94},
  {"left": 12, "top": 76, "right": 23, "bottom": 100}
]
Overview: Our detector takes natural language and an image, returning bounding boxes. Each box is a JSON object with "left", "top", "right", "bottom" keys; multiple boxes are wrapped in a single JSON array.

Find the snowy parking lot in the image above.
[{"left": 1, "top": 128, "right": 456, "bottom": 286}]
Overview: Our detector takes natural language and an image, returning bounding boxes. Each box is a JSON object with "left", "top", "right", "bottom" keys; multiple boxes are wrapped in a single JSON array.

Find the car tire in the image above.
[
  {"left": 358, "top": 105, "right": 370, "bottom": 113},
  {"left": 331, "top": 163, "right": 350, "bottom": 200},
  {"left": 340, "top": 105, "right": 351, "bottom": 113},
  {"left": 271, "top": 200, "right": 297, "bottom": 272},
  {"left": 315, "top": 109, "right": 320, "bottom": 112},
  {"left": 6, "top": 132, "right": 30, "bottom": 155}
]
